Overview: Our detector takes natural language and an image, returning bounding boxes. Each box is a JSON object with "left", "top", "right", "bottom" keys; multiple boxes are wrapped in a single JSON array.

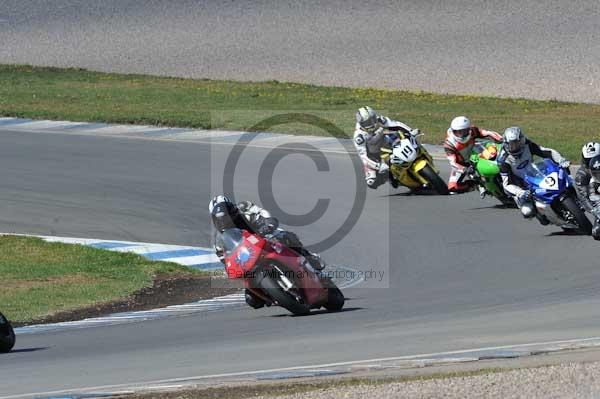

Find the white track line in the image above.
[
  {"left": 10, "top": 235, "right": 363, "bottom": 334},
  {"left": 5, "top": 335, "right": 600, "bottom": 399}
]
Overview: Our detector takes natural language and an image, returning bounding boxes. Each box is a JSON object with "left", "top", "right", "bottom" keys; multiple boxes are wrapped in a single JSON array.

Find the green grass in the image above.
[
  {"left": 1, "top": 64, "right": 600, "bottom": 159},
  {"left": 0, "top": 235, "right": 197, "bottom": 323}
]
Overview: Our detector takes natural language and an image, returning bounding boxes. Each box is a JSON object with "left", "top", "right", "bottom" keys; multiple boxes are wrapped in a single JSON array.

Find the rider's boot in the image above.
[
  {"left": 389, "top": 171, "right": 399, "bottom": 188},
  {"left": 478, "top": 185, "right": 487, "bottom": 199},
  {"left": 593, "top": 219, "right": 600, "bottom": 241},
  {"left": 245, "top": 289, "right": 266, "bottom": 309},
  {"left": 306, "top": 252, "right": 326, "bottom": 271}
]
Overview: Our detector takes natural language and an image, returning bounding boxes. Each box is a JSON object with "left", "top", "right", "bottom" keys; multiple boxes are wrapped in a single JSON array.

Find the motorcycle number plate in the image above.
[
  {"left": 539, "top": 172, "right": 559, "bottom": 190},
  {"left": 393, "top": 139, "right": 417, "bottom": 164}
]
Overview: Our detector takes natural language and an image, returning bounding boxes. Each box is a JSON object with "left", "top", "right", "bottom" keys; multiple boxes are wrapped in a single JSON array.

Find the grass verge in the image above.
[
  {"left": 1, "top": 64, "right": 599, "bottom": 159},
  {"left": 0, "top": 235, "right": 203, "bottom": 323}
]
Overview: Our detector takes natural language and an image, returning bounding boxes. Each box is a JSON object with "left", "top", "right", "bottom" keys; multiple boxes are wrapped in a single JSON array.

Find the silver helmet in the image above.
[
  {"left": 356, "top": 106, "right": 379, "bottom": 133},
  {"left": 503, "top": 127, "right": 526, "bottom": 156}
]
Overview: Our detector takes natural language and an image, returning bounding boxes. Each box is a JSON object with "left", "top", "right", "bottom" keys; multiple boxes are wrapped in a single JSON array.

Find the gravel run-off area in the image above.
[{"left": 259, "top": 362, "right": 600, "bottom": 399}]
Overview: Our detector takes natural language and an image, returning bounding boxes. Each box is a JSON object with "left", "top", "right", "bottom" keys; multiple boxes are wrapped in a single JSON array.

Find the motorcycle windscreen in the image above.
[
  {"left": 221, "top": 228, "right": 244, "bottom": 254},
  {"left": 524, "top": 160, "right": 565, "bottom": 203}
]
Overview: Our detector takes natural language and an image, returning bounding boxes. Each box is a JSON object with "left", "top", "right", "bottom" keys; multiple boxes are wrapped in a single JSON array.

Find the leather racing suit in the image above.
[
  {"left": 498, "top": 139, "right": 568, "bottom": 216},
  {"left": 353, "top": 116, "right": 415, "bottom": 189},
  {"left": 444, "top": 126, "right": 502, "bottom": 191},
  {"left": 574, "top": 165, "right": 600, "bottom": 238}
]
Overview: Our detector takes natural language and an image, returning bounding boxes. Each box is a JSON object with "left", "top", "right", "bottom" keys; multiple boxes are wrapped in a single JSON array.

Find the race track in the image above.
[
  {"left": 0, "top": 0, "right": 599, "bottom": 102},
  {"left": 2, "top": 128, "right": 600, "bottom": 397}
]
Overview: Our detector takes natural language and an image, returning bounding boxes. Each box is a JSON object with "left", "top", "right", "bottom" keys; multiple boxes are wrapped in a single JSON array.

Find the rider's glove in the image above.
[
  {"left": 559, "top": 159, "right": 571, "bottom": 169},
  {"left": 409, "top": 128, "right": 420, "bottom": 136},
  {"left": 378, "top": 162, "right": 390, "bottom": 174},
  {"left": 464, "top": 164, "right": 476, "bottom": 177},
  {"left": 370, "top": 126, "right": 384, "bottom": 137},
  {"left": 258, "top": 220, "right": 277, "bottom": 236}
]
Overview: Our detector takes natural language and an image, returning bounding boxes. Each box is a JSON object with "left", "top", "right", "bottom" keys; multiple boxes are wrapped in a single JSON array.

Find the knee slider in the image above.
[{"left": 520, "top": 203, "right": 535, "bottom": 218}]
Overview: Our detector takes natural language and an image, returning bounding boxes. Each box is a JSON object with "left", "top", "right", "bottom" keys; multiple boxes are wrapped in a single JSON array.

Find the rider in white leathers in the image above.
[
  {"left": 353, "top": 106, "right": 419, "bottom": 189},
  {"left": 498, "top": 127, "right": 570, "bottom": 224}
]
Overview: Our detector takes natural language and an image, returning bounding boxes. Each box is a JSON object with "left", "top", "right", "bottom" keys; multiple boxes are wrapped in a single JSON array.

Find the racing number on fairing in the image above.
[{"left": 400, "top": 142, "right": 415, "bottom": 159}]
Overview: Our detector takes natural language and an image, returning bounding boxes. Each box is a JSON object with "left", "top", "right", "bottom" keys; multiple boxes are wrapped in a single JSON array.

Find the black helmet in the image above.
[
  {"left": 209, "top": 195, "right": 239, "bottom": 233},
  {"left": 589, "top": 154, "right": 600, "bottom": 179}
]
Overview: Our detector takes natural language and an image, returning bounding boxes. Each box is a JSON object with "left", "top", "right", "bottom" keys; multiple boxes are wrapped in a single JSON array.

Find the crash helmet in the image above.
[
  {"left": 209, "top": 195, "right": 239, "bottom": 232},
  {"left": 581, "top": 142, "right": 600, "bottom": 168},
  {"left": 356, "top": 106, "right": 380, "bottom": 133},
  {"left": 503, "top": 126, "right": 527, "bottom": 156},
  {"left": 589, "top": 155, "right": 600, "bottom": 180},
  {"left": 450, "top": 116, "right": 472, "bottom": 144}
]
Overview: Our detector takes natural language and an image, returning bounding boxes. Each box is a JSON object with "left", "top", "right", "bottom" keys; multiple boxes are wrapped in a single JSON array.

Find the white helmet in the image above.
[
  {"left": 450, "top": 116, "right": 472, "bottom": 143},
  {"left": 582, "top": 142, "right": 600, "bottom": 168}
]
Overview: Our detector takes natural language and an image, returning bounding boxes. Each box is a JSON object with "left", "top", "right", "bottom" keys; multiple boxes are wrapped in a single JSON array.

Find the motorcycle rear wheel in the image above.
[
  {"left": 419, "top": 165, "right": 449, "bottom": 195},
  {"left": 259, "top": 267, "right": 310, "bottom": 316},
  {"left": 324, "top": 286, "right": 345, "bottom": 312},
  {"left": 561, "top": 197, "right": 592, "bottom": 235},
  {"left": 0, "top": 312, "right": 15, "bottom": 353}
]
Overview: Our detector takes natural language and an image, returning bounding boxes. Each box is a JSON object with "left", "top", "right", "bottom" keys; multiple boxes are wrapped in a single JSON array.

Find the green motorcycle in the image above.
[{"left": 464, "top": 140, "right": 515, "bottom": 207}]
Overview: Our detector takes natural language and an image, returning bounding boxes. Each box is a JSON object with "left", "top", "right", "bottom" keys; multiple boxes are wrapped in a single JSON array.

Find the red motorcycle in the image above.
[{"left": 221, "top": 228, "right": 344, "bottom": 315}]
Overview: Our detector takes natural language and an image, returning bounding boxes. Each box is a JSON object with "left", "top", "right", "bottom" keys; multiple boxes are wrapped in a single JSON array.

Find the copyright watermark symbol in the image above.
[
  {"left": 209, "top": 110, "right": 390, "bottom": 288},
  {"left": 220, "top": 113, "right": 366, "bottom": 253}
]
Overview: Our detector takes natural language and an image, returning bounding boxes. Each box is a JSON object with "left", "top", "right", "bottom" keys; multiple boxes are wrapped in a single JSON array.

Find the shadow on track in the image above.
[
  {"left": 388, "top": 189, "right": 442, "bottom": 197},
  {"left": 1, "top": 347, "right": 48, "bottom": 354},
  {"left": 548, "top": 230, "right": 591, "bottom": 237},
  {"left": 268, "top": 307, "right": 364, "bottom": 318}
]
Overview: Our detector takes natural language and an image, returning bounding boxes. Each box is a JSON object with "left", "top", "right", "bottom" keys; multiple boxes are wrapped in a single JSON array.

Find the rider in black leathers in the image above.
[
  {"left": 209, "top": 195, "right": 324, "bottom": 309},
  {"left": 574, "top": 142, "right": 600, "bottom": 240}
]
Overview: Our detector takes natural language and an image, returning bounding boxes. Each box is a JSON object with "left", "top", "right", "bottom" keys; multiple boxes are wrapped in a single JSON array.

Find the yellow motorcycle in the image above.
[{"left": 380, "top": 132, "right": 448, "bottom": 195}]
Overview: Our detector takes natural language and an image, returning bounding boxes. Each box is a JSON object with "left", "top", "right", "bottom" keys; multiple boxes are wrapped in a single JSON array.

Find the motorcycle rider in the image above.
[
  {"left": 354, "top": 106, "right": 420, "bottom": 189},
  {"left": 209, "top": 195, "right": 324, "bottom": 309},
  {"left": 575, "top": 142, "right": 600, "bottom": 239},
  {"left": 498, "top": 127, "right": 571, "bottom": 224},
  {"left": 444, "top": 116, "right": 502, "bottom": 193}
]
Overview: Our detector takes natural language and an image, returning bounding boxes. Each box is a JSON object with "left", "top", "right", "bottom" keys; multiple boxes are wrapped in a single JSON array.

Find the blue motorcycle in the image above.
[{"left": 523, "top": 159, "right": 592, "bottom": 234}]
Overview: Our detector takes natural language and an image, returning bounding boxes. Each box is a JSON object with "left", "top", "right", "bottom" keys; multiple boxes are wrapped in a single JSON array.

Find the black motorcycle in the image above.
[{"left": 0, "top": 312, "right": 15, "bottom": 353}]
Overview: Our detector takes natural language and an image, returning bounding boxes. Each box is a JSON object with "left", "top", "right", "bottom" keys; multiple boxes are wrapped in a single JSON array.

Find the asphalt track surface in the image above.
[
  {"left": 1, "top": 0, "right": 599, "bottom": 103},
  {"left": 2, "top": 128, "right": 600, "bottom": 397}
]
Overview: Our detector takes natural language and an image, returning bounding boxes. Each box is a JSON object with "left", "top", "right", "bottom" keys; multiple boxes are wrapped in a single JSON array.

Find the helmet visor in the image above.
[
  {"left": 452, "top": 128, "right": 470, "bottom": 140},
  {"left": 507, "top": 140, "right": 523, "bottom": 155},
  {"left": 361, "top": 118, "right": 378, "bottom": 133}
]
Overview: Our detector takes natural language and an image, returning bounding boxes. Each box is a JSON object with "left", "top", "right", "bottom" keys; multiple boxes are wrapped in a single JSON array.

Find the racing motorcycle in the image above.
[
  {"left": 462, "top": 140, "right": 514, "bottom": 206},
  {"left": 221, "top": 228, "right": 344, "bottom": 315},
  {"left": 0, "top": 312, "right": 15, "bottom": 353},
  {"left": 380, "top": 131, "right": 448, "bottom": 195},
  {"left": 523, "top": 159, "right": 592, "bottom": 234}
]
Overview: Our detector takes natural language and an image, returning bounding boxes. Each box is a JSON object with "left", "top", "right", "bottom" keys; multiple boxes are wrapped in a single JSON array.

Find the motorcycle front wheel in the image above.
[
  {"left": 419, "top": 165, "right": 449, "bottom": 195},
  {"left": 259, "top": 266, "right": 310, "bottom": 316},
  {"left": 561, "top": 196, "right": 592, "bottom": 235},
  {"left": 0, "top": 312, "right": 15, "bottom": 353}
]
